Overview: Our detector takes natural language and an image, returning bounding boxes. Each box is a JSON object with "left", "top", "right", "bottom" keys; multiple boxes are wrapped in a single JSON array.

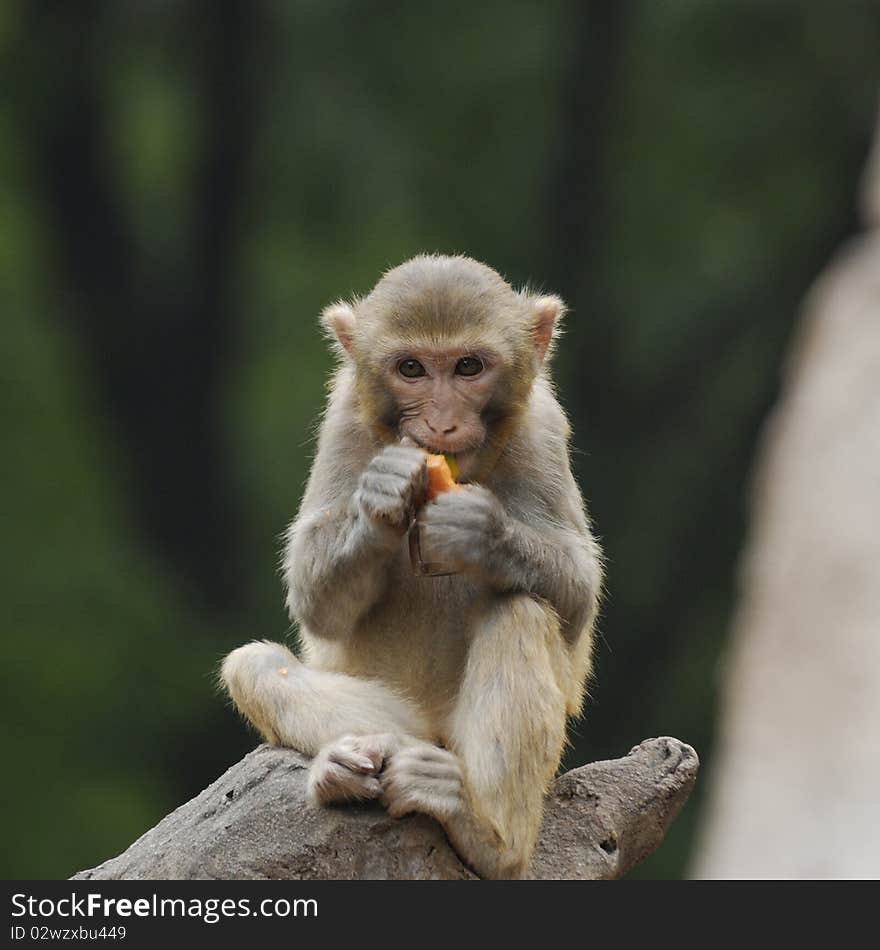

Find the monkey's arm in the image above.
[
  {"left": 491, "top": 512, "right": 601, "bottom": 640},
  {"left": 417, "top": 487, "right": 601, "bottom": 640},
  {"left": 284, "top": 443, "right": 427, "bottom": 639},
  {"left": 284, "top": 503, "right": 396, "bottom": 639}
]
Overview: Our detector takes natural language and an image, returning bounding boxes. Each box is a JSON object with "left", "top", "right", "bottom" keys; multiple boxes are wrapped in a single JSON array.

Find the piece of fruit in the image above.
[{"left": 425, "top": 453, "right": 461, "bottom": 500}]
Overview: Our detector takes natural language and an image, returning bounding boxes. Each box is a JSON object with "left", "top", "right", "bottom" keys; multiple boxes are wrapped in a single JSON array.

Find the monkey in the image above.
[{"left": 221, "top": 254, "right": 603, "bottom": 879}]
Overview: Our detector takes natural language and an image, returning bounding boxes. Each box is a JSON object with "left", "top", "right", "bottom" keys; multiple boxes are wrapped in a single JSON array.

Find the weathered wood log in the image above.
[{"left": 73, "top": 737, "right": 697, "bottom": 880}]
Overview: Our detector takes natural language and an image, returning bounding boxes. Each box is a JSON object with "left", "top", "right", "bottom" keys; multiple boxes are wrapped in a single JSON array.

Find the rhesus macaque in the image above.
[{"left": 222, "top": 255, "right": 603, "bottom": 878}]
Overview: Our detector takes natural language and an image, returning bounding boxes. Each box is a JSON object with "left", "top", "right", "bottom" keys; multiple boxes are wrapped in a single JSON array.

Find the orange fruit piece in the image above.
[{"left": 425, "top": 453, "right": 461, "bottom": 500}]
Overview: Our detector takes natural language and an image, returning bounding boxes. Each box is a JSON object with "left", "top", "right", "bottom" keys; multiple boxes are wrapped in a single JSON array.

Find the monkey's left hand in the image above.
[{"left": 416, "top": 486, "right": 508, "bottom": 574}]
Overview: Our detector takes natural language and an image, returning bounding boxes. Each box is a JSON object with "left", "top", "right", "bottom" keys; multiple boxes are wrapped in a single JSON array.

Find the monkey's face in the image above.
[
  {"left": 320, "top": 255, "right": 564, "bottom": 479},
  {"left": 384, "top": 347, "right": 501, "bottom": 471}
]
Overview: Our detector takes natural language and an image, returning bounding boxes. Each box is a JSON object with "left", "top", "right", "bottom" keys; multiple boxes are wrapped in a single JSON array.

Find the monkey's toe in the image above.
[
  {"left": 327, "top": 734, "right": 387, "bottom": 774},
  {"left": 380, "top": 742, "right": 463, "bottom": 821},
  {"left": 308, "top": 758, "right": 382, "bottom": 805},
  {"left": 308, "top": 734, "right": 402, "bottom": 805}
]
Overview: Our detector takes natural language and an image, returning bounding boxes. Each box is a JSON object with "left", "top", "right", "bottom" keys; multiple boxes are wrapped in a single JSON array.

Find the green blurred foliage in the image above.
[{"left": 0, "top": 0, "right": 877, "bottom": 879}]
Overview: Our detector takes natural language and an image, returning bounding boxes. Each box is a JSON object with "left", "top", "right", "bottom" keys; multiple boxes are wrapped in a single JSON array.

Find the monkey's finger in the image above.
[
  {"left": 361, "top": 479, "right": 424, "bottom": 513},
  {"left": 420, "top": 507, "right": 488, "bottom": 531},
  {"left": 374, "top": 444, "right": 426, "bottom": 468},
  {"left": 418, "top": 522, "right": 483, "bottom": 551},
  {"left": 427, "top": 487, "right": 494, "bottom": 515},
  {"left": 359, "top": 477, "right": 412, "bottom": 501},
  {"left": 420, "top": 510, "right": 494, "bottom": 539},
  {"left": 369, "top": 455, "right": 425, "bottom": 480}
]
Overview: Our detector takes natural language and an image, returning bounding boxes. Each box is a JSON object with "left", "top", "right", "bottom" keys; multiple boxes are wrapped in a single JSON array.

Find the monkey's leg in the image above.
[
  {"left": 451, "top": 595, "right": 570, "bottom": 877},
  {"left": 380, "top": 596, "right": 570, "bottom": 878},
  {"left": 221, "top": 641, "right": 430, "bottom": 804}
]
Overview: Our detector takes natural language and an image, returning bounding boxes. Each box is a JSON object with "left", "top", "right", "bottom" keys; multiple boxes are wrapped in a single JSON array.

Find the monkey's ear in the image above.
[
  {"left": 531, "top": 295, "right": 565, "bottom": 363},
  {"left": 320, "top": 301, "right": 357, "bottom": 358}
]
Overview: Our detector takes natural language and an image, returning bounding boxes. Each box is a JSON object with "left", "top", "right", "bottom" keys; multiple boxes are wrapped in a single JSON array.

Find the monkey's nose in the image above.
[{"left": 425, "top": 420, "right": 457, "bottom": 435}]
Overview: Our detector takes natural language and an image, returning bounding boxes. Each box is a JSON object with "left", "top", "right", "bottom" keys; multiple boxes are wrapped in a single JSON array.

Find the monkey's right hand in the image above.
[{"left": 355, "top": 444, "right": 428, "bottom": 532}]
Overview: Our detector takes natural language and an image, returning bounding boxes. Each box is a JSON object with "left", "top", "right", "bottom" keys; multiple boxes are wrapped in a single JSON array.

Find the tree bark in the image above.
[{"left": 73, "top": 737, "right": 697, "bottom": 881}]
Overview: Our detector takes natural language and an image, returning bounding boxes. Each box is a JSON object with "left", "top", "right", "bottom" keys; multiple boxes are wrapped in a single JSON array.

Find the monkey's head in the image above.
[{"left": 321, "top": 254, "right": 564, "bottom": 479}]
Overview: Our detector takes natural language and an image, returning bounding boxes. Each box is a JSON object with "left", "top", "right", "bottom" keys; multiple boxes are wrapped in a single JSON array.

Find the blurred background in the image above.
[{"left": 2, "top": 0, "right": 879, "bottom": 880}]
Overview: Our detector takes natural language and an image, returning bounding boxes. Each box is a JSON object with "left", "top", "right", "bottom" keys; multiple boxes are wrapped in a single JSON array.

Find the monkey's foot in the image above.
[
  {"left": 308, "top": 735, "right": 388, "bottom": 805},
  {"left": 380, "top": 741, "right": 463, "bottom": 821}
]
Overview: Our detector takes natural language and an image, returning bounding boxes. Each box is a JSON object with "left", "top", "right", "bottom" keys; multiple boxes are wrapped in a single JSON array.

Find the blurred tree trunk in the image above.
[
  {"left": 691, "top": 105, "right": 880, "bottom": 879},
  {"left": 27, "top": 0, "right": 256, "bottom": 609},
  {"left": 548, "top": 0, "right": 629, "bottom": 307}
]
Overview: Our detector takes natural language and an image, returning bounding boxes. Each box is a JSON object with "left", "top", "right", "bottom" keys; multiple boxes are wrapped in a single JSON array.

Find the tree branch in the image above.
[{"left": 73, "top": 737, "right": 698, "bottom": 880}]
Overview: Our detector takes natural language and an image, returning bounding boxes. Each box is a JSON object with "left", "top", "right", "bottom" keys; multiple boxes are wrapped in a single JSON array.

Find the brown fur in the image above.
[{"left": 222, "top": 255, "right": 602, "bottom": 878}]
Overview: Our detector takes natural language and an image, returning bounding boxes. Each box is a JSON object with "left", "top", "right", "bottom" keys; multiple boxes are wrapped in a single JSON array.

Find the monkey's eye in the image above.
[
  {"left": 455, "top": 356, "right": 484, "bottom": 377},
  {"left": 398, "top": 358, "right": 426, "bottom": 378}
]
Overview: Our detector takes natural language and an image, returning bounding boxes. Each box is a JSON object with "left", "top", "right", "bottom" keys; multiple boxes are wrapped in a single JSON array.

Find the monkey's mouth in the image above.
[
  {"left": 407, "top": 434, "right": 482, "bottom": 456},
  {"left": 414, "top": 441, "right": 477, "bottom": 473},
  {"left": 399, "top": 430, "right": 482, "bottom": 480}
]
